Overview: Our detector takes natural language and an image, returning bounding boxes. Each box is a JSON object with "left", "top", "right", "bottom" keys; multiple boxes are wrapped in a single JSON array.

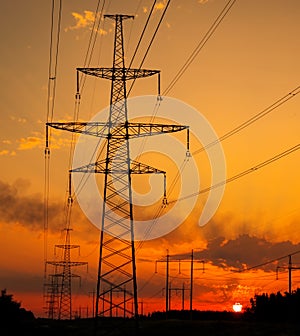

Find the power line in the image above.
[
  {"left": 82, "top": 0, "right": 104, "bottom": 68},
  {"left": 127, "top": 0, "right": 171, "bottom": 97},
  {"left": 193, "top": 86, "right": 300, "bottom": 156},
  {"left": 241, "top": 250, "right": 300, "bottom": 273},
  {"left": 132, "top": 0, "right": 238, "bottom": 243},
  {"left": 169, "top": 143, "right": 300, "bottom": 203},
  {"left": 128, "top": 0, "right": 157, "bottom": 70},
  {"left": 44, "top": 0, "right": 63, "bottom": 318},
  {"left": 44, "top": 0, "right": 62, "bottom": 275},
  {"left": 136, "top": 85, "right": 300, "bottom": 245},
  {"left": 80, "top": 0, "right": 106, "bottom": 93},
  {"left": 46, "top": 0, "right": 62, "bottom": 124},
  {"left": 125, "top": 0, "right": 143, "bottom": 56},
  {"left": 137, "top": 143, "right": 300, "bottom": 249},
  {"left": 163, "top": 0, "right": 237, "bottom": 96}
]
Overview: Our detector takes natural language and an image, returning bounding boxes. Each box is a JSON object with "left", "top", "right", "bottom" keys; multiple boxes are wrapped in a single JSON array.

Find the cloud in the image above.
[
  {"left": 66, "top": 11, "right": 107, "bottom": 35},
  {"left": 0, "top": 150, "right": 9, "bottom": 156},
  {"left": 174, "top": 234, "right": 300, "bottom": 272},
  {"left": 0, "top": 179, "right": 68, "bottom": 232},
  {"left": 155, "top": 2, "right": 166, "bottom": 11},
  {"left": 18, "top": 136, "right": 43, "bottom": 150},
  {"left": 0, "top": 149, "right": 16, "bottom": 156},
  {"left": 71, "top": 10, "right": 95, "bottom": 29},
  {"left": 17, "top": 130, "right": 73, "bottom": 151},
  {"left": 10, "top": 116, "right": 27, "bottom": 123},
  {"left": 0, "top": 271, "right": 44, "bottom": 293},
  {"left": 0, "top": 179, "right": 93, "bottom": 237},
  {"left": 141, "top": 0, "right": 167, "bottom": 12}
]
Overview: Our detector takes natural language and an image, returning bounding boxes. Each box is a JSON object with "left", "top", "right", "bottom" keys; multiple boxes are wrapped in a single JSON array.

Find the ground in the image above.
[{"left": 1, "top": 313, "right": 300, "bottom": 336}]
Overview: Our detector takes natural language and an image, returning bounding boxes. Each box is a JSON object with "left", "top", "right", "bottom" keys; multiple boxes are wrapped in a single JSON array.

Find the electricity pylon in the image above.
[
  {"left": 276, "top": 254, "right": 300, "bottom": 294},
  {"left": 156, "top": 249, "right": 205, "bottom": 317},
  {"left": 46, "top": 228, "right": 88, "bottom": 319},
  {"left": 44, "top": 272, "right": 60, "bottom": 319},
  {"left": 46, "top": 14, "right": 190, "bottom": 319}
]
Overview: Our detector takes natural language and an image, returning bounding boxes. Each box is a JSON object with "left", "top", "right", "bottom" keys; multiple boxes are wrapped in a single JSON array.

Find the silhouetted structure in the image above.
[
  {"left": 46, "top": 13, "right": 189, "bottom": 321},
  {"left": 45, "top": 228, "right": 88, "bottom": 319}
]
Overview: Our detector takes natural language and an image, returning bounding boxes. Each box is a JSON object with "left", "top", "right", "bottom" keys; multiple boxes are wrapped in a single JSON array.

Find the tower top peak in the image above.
[{"left": 104, "top": 14, "right": 134, "bottom": 21}]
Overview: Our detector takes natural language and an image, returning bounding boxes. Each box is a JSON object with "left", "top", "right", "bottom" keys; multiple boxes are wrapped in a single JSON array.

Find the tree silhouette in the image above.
[
  {"left": 0, "top": 289, "right": 34, "bottom": 323},
  {"left": 249, "top": 288, "right": 300, "bottom": 321}
]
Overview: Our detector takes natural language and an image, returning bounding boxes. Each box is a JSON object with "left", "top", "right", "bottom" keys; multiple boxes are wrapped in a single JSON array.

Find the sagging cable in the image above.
[
  {"left": 68, "top": 171, "right": 73, "bottom": 205},
  {"left": 45, "top": 125, "right": 50, "bottom": 157},
  {"left": 186, "top": 127, "right": 191, "bottom": 158},
  {"left": 162, "top": 173, "right": 168, "bottom": 207},
  {"left": 157, "top": 72, "right": 162, "bottom": 102},
  {"left": 75, "top": 70, "right": 81, "bottom": 100}
]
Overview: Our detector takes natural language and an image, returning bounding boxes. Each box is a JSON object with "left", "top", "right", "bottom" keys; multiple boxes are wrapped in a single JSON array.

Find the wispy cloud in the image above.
[
  {"left": 0, "top": 179, "right": 91, "bottom": 234},
  {"left": 0, "top": 179, "right": 60, "bottom": 231},
  {"left": 17, "top": 130, "right": 73, "bottom": 151},
  {"left": 65, "top": 10, "right": 107, "bottom": 35},
  {"left": 18, "top": 136, "right": 43, "bottom": 150},
  {"left": 0, "top": 149, "right": 16, "bottom": 156},
  {"left": 10, "top": 116, "right": 27, "bottom": 123},
  {"left": 155, "top": 1, "right": 166, "bottom": 11},
  {"left": 143, "top": 0, "right": 168, "bottom": 13}
]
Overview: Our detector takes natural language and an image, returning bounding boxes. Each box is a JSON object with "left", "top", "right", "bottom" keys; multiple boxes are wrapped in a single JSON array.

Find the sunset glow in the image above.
[{"left": 0, "top": 0, "right": 300, "bottom": 319}]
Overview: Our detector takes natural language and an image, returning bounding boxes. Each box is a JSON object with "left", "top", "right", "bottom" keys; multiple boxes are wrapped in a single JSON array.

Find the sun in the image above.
[{"left": 232, "top": 302, "right": 243, "bottom": 312}]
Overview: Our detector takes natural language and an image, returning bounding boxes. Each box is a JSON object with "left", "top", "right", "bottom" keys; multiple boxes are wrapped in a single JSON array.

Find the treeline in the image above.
[
  {"left": 2, "top": 287, "right": 300, "bottom": 324},
  {"left": 248, "top": 288, "right": 300, "bottom": 321},
  {"left": 0, "top": 289, "right": 35, "bottom": 323},
  {"left": 148, "top": 289, "right": 300, "bottom": 322}
]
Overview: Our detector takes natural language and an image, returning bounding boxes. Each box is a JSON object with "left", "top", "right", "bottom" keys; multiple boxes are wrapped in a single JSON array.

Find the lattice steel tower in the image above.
[
  {"left": 47, "top": 14, "right": 189, "bottom": 319},
  {"left": 45, "top": 228, "right": 88, "bottom": 319}
]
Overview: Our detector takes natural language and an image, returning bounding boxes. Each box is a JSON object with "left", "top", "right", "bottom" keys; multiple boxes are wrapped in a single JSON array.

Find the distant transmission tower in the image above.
[
  {"left": 45, "top": 228, "right": 88, "bottom": 319},
  {"left": 44, "top": 271, "right": 60, "bottom": 319},
  {"left": 46, "top": 14, "right": 189, "bottom": 319}
]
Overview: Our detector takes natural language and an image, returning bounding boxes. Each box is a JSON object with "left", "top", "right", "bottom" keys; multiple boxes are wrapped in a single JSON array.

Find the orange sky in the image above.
[{"left": 0, "top": 0, "right": 300, "bottom": 318}]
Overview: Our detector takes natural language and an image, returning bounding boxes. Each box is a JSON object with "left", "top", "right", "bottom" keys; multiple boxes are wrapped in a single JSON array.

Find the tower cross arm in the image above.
[
  {"left": 130, "top": 160, "right": 166, "bottom": 175},
  {"left": 104, "top": 14, "right": 134, "bottom": 20},
  {"left": 55, "top": 244, "right": 80, "bottom": 250},
  {"left": 46, "top": 261, "right": 88, "bottom": 267},
  {"left": 111, "top": 122, "right": 189, "bottom": 138},
  {"left": 71, "top": 159, "right": 166, "bottom": 175},
  {"left": 77, "top": 67, "right": 160, "bottom": 80},
  {"left": 46, "top": 121, "right": 109, "bottom": 137},
  {"left": 70, "top": 160, "right": 107, "bottom": 174}
]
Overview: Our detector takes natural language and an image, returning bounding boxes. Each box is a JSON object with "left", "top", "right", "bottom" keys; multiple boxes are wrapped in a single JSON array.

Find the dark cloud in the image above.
[
  {"left": 0, "top": 271, "right": 44, "bottom": 294},
  {"left": 0, "top": 179, "right": 87, "bottom": 232},
  {"left": 0, "top": 178, "right": 101, "bottom": 253},
  {"left": 173, "top": 234, "right": 300, "bottom": 272}
]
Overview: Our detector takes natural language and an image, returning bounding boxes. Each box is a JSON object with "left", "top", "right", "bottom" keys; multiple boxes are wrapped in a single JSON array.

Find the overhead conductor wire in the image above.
[
  {"left": 68, "top": 0, "right": 107, "bottom": 204},
  {"left": 169, "top": 143, "right": 300, "bottom": 204},
  {"left": 162, "top": 0, "right": 237, "bottom": 96},
  {"left": 127, "top": 0, "right": 170, "bottom": 97},
  {"left": 137, "top": 6, "right": 299, "bottom": 247},
  {"left": 136, "top": 0, "right": 238, "bottom": 248},
  {"left": 44, "top": 0, "right": 62, "bottom": 279}
]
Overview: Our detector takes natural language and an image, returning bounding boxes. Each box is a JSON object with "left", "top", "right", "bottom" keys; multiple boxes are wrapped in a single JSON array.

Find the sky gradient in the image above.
[{"left": 0, "top": 0, "right": 300, "bottom": 317}]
